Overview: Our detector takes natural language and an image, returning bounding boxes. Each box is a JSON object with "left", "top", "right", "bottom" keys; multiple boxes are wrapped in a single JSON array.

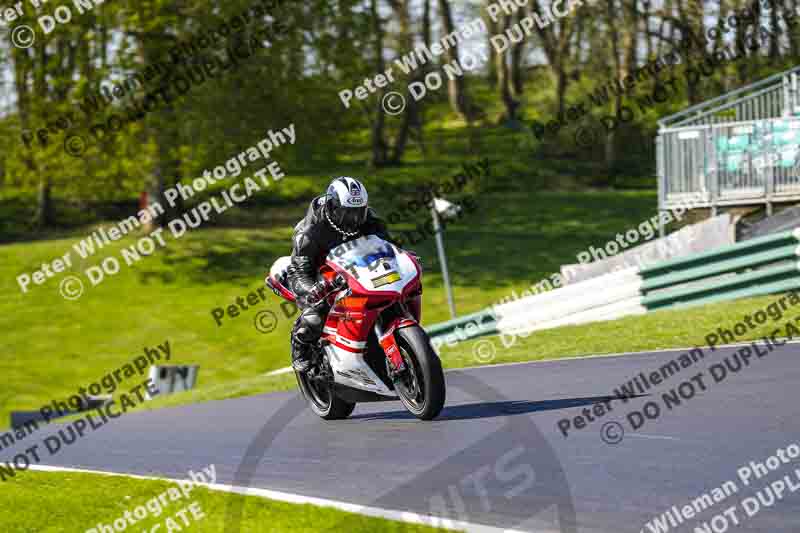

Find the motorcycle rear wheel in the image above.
[
  {"left": 393, "top": 326, "right": 446, "bottom": 420},
  {"left": 296, "top": 369, "right": 355, "bottom": 420}
]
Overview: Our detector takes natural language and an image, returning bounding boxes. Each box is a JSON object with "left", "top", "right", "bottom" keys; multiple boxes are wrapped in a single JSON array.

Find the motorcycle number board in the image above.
[{"left": 327, "top": 235, "right": 411, "bottom": 291}]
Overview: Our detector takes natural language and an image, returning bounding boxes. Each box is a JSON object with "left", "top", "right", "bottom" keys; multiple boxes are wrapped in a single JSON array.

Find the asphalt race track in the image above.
[{"left": 4, "top": 343, "right": 800, "bottom": 533}]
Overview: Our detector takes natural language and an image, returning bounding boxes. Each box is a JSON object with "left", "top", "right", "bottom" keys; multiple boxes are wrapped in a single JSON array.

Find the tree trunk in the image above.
[
  {"left": 495, "top": 13, "right": 519, "bottom": 121},
  {"left": 604, "top": 0, "right": 622, "bottom": 176},
  {"left": 484, "top": 5, "right": 498, "bottom": 88},
  {"left": 791, "top": 0, "right": 800, "bottom": 58},
  {"left": 769, "top": 0, "right": 780, "bottom": 62},
  {"left": 34, "top": 44, "right": 54, "bottom": 226},
  {"left": 643, "top": 0, "right": 653, "bottom": 59},
  {"left": 370, "top": 0, "right": 388, "bottom": 167},
  {"left": 510, "top": 10, "right": 526, "bottom": 96},
  {"left": 390, "top": 0, "right": 418, "bottom": 163},
  {"left": 36, "top": 179, "right": 54, "bottom": 227},
  {"left": 423, "top": 0, "right": 432, "bottom": 48},
  {"left": 11, "top": 29, "right": 49, "bottom": 227},
  {"left": 133, "top": 1, "right": 184, "bottom": 225},
  {"left": 676, "top": 0, "right": 700, "bottom": 103},
  {"left": 437, "top": 0, "right": 471, "bottom": 119},
  {"left": 527, "top": 0, "right": 578, "bottom": 122},
  {"left": 555, "top": 67, "right": 567, "bottom": 118}
]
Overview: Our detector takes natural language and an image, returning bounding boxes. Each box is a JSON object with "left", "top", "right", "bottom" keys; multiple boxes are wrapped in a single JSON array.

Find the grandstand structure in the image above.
[{"left": 657, "top": 65, "right": 800, "bottom": 233}]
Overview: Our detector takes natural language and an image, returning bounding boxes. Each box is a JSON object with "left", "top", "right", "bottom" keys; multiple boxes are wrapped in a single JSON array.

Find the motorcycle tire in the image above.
[
  {"left": 393, "top": 325, "right": 446, "bottom": 420},
  {"left": 295, "top": 370, "right": 356, "bottom": 420}
]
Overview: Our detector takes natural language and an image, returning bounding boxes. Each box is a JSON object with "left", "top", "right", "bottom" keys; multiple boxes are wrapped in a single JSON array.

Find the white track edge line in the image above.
[
  {"left": 27, "top": 464, "right": 532, "bottom": 533},
  {"left": 264, "top": 338, "right": 800, "bottom": 378},
  {"left": 449, "top": 337, "right": 800, "bottom": 372},
  {"left": 264, "top": 367, "right": 294, "bottom": 376}
]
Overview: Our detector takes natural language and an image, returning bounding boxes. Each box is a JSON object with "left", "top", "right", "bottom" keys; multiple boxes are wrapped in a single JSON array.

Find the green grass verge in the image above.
[
  {"left": 0, "top": 470, "right": 448, "bottom": 533},
  {"left": 437, "top": 293, "right": 800, "bottom": 368},
  {"left": 0, "top": 189, "right": 661, "bottom": 425}
]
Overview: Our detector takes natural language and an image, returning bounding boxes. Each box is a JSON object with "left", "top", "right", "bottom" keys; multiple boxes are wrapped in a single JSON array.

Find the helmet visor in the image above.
[{"left": 333, "top": 206, "right": 367, "bottom": 232}]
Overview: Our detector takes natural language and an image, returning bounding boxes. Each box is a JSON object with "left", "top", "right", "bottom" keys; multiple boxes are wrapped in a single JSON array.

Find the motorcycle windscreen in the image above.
[{"left": 326, "top": 235, "right": 417, "bottom": 293}]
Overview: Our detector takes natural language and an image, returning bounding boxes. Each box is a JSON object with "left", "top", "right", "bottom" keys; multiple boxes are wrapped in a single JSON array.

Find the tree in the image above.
[{"left": 437, "top": 0, "right": 474, "bottom": 119}]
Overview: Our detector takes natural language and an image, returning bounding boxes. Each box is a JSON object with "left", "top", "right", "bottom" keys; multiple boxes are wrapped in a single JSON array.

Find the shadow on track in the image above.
[{"left": 349, "top": 393, "right": 649, "bottom": 421}]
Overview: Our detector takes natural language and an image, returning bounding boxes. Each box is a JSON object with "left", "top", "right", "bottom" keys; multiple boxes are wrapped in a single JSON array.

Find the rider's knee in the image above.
[
  {"left": 295, "top": 309, "right": 324, "bottom": 341},
  {"left": 304, "top": 311, "right": 323, "bottom": 329},
  {"left": 295, "top": 326, "right": 316, "bottom": 343}
]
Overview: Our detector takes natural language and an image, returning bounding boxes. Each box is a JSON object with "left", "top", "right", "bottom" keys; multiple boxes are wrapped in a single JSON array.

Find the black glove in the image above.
[
  {"left": 330, "top": 273, "right": 348, "bottom": 291},
  {"left": 300, "top": 281, "right": 329, "bottom": 307},
  {"left": 301, "top": 275, "right": 348, "bottom": 307}
]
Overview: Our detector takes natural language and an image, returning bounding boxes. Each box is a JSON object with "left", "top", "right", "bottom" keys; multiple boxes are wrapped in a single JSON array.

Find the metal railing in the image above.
[
  {"left": 424, "top": 228, "right": 800, "bottom": 346},
  {"left": 641, "top": 227, "right": 800, "bottom": 310},
  {"left": 657, "top": 66, "right": 800, "bottom": 215}
]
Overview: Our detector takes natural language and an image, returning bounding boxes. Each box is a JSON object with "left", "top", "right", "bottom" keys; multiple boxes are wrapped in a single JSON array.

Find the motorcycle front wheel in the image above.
[
  {"left": 295, "top": 369, "right": 355, "bottom": 420},
  {"left": 392, "top": 325, "right": 446, "bottom": 420}
]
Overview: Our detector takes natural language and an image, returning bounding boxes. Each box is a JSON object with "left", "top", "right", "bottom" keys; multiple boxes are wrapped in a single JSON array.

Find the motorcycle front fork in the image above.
[{"left": 374, "top": 321, "right": 407, "bottom": 377}]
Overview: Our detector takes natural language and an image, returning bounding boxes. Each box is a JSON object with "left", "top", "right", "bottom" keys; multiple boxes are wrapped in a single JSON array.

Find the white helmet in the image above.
[{"left": 324, "top": 177, "right": 369, "bottom": 235}]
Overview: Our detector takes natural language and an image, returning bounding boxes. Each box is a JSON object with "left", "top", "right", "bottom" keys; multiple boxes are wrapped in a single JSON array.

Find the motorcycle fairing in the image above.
[
  {"left": 326, "top": 235, "right": 420, "bottom": 297},
  {"left": 265, "top": 255, "right": 296, "bottom": 302},
  {"left": 321, "top": 235, "right": 421, "bottom": 396},
  {"left": 321, "top": 295, "right": 396, "bottom": 396}
]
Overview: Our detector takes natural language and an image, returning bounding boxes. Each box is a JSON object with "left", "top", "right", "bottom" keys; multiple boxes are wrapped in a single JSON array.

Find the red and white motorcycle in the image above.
[{"left": 267, "top": 235, "right": 446, "bottom": 421}]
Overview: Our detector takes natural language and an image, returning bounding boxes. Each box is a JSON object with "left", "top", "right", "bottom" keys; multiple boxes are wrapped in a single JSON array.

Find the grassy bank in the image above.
[
  {"left": 0, "top": 189, "right": 659, "bottom": 425},
  {"left": 0, "top": 470, "right": 447, "bottom": 533}
]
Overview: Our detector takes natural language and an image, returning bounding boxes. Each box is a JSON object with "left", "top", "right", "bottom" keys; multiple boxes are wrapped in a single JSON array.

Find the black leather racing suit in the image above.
[{"left": 286, "top": 196, "right": 392, "bottom": 354}]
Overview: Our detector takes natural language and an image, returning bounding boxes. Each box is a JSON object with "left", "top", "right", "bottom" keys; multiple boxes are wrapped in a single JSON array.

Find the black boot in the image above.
[{"left": 291, "top": 335, "right": 313, "bottom": 372}]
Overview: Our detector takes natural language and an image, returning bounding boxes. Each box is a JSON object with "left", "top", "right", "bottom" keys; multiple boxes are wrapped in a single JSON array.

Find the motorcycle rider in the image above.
[{"left": 286, "top": 177, "right": 393, "bottom": 372}]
